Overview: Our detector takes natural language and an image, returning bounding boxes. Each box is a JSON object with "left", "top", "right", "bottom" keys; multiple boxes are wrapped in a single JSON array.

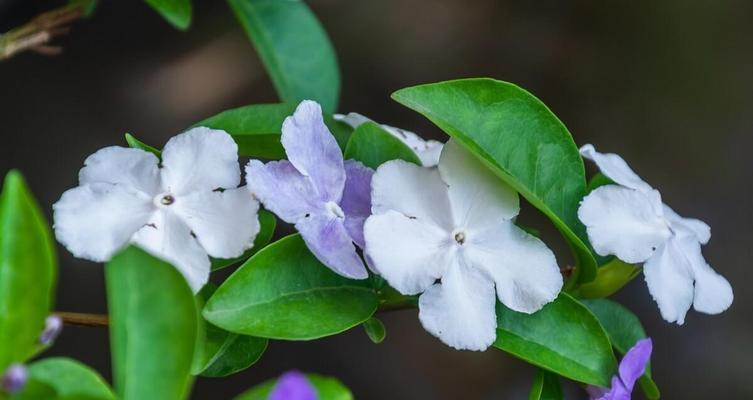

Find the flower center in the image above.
[
  {"left": 325, "top": 201, "right": 345, "bottom": 219},
  {"left": 453, "top": 229, "right": 467, "bottom": 245},
  {"left": 154, "top": 193, "right": 175, "bottom": 207}
]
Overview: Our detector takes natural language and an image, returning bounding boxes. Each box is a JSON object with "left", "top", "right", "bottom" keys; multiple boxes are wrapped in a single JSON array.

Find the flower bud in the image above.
[
  {"left": 1, "top": 364, "right": 27, "bottom": 393},
  {"left": 39, "top": 315, "right": 63, "bottom": 345}
]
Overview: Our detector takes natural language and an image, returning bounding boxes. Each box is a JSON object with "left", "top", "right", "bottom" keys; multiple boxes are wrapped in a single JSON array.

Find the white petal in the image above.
[
  {"left": 172, "top": 187, "right": 260, "bottom": 259},
  {"left": 643, "top": 239, "right": 695, "bottom": 324},
  {"left": 132, "top": 211, "right": 210, "bottom": 293},
  {"left": 578, "top": 185, "right": 671, "bottom": 263},
  {"left": 418, "top": 261, "right": 497, "bottom": 351},
  {"left": 371, "top": 160, "right": 453, "bottom": 230},
  {"left": 466, "top": 221, "right": 562, "bottom": 313},
  {"left": 364, "top": 210, "right": 452, "bottom": 295},
  {"left": 79, "top": 146, "right": 160, "bottom": 195},
  {"left": 663, "top": 205, "right": 711, "bottom": 244},
  {"left": 672, "top": 234, "right": 733, "bottom": 315},
  {"left": 53, "top": 183, "right": 154, "bottom": 262},
  {"left": 161, "top": 127, "right": 240, "bottom": 196},
  {"left": 333, "top": 112, "right": 371, "bottom": 128},
  {"left": 438, "top": 140, "right": 519, "bottom": 230},
  {"left": 580, "top": 144, "right": 654, "bottom": 193}
]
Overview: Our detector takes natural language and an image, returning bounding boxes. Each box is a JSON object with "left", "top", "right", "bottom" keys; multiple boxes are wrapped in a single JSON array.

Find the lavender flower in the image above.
[
  {"left": 1, "top": 364, "right": 27, "bottom": 394},
  {"left": 39, "top": 314, "right": 63, "bottom": 345},
  {"left": 269, "top": 371, "right": 317, "bottom": 400},
  {"left": 587, "top": 338, "right": 653, "bottom": 400}
]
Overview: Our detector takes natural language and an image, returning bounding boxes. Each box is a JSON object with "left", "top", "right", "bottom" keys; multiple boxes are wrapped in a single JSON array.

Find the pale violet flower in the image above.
[
  {"left": 247, "top": 101, "right": 371, "bottom": 279},
  {"left": 53, "top": 128, "right": 260, "bottom": 292},
  {"left": 335, "top": 112, "right": 443, "bottom": 167},
  {"left": 269, "top": 371, "right": 317, "bottom": 400},
  {"left": 1, "top": 364, "right": 26, "bottom": 394},
  {"left": 578, "top": 144, "right": 733, "bottom": 324},
  {"left": 364, "top": 140, "right": 562, "bottom": 351},
  {"left": 587, "top": 338, "right": 652, "bottom": 400}
]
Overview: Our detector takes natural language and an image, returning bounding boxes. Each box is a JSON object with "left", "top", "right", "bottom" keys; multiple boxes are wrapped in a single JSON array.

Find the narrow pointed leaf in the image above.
[
  {"left": 10, "top": 358, "right": 115, "bottom": 400},
  {"left": 0, "top": 171, "right": 56, "bottom": 371},
  {"left": 528, "top": 369, "right": 563, "bottom": 400},
  {"left": 144, "top": 0, "right": 192, "bottom": 30},
  {"left": 362, "top": 317, "right": 386, "bottom": 344},
  {"left": 392, "top": 78, "right": 597, "bottom": 283},
  {"left": 572, "top": 259, "right": 641, "bottom": 299},
  {"left": 343, "top": 121, "right": 422, "bottom": 169},
  {"left": 125, "top": 133, "right": 162, "bottom": 158},
  {"left": 235, "top": 373, "right": 353, "bottom": 400}
]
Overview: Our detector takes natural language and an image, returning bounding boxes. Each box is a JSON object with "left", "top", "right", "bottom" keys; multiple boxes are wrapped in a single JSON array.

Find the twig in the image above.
[
  {"left": 56, "top": 312, "right": 109, "bottom": 327},
  {"left": 0, "top": 2, "right": 89, "bottom": 60}
]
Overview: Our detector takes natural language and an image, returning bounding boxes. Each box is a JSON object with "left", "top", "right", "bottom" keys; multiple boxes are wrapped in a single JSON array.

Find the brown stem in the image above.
[
  {"left": 0, "top": 2, "right": 90, "bottom": 60},
  {"left": 56, "top": 311, "right": 109, "bottom": 327}
]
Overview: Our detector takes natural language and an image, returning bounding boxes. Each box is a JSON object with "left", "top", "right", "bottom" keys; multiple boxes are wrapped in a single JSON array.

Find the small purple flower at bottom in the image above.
[
  {"left": 587, "top": 338, "right": 653, "bottom": 400},
  {"left": 246, "top": 100, "right": 373, "bottom": 279},
  {"left": 1, "top": 364, "right": 27, "bottom": 393},
  {"left": 269, "top": 371, "right": 317, "bottom": 400},
  {"left": 39, "top": 314, "right": 63, "bottom": 345}
]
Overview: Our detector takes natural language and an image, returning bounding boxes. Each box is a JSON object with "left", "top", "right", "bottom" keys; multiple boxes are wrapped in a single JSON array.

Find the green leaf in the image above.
[
  {"left": 196, "top": 103, "right": 351, "bottom": 159},
  {"left": 572, "top": 259, "right": 641, "bottom": 299},
  {"left": 193, "top": 284, "right": 267, "bottom": 378},
  {"left": 211, "top": 209, "right": 277, "bottom": 271},
  {"left": 586, "top": 172, "right": 614, "bottom": 193},
  {"left": 106, "top": 246, "right": 198, "bottom": 400},
  {"left": 0, "top": 171, "right": 57, "bottom": 371},
  {"left": 124, "top": 133, "right": 161, "bottom": 158},
  {"left": 144, "top": 0, "right": 192, "bottom": 30},
  {"left": 235, "top": 373, "right": 353, "bottom": 400},
  {"left": 581, "top": 299, "right": 661, "bottom": 399},
  {"left": 343, "top": 121, "right": 422, "bottom": 169},
  {"left": 493, "top": 293, "right": 617, "bottom": 387},
  {"left": 10, "top": 357, "right": 115, "bottom": 400},
  {"left": 392, "top": 78, "right": 597, "bottom": 283},
  {"left": 362, "top": 317, "right": 386, "bottom": 344},
  {"left": 227, "top": 0, "right": 340, "bottom": 112},
  {"left": 528, "top": 369, "right": 563, "bottom": 400},
  {"left": 203, "top": 234, "right": 378, "bottom": 340}
]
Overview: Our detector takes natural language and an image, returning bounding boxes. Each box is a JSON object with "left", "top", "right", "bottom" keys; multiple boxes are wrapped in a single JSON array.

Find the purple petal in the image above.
[
  {"left": 281, "top": 101, "right": 345, "bottom": 203},
  {"left": 617, "top": 338, "right": 652, "bottom": 392},
  {"left": 296, "top": 214, "right": 368, "bottom": 279},
  {"left": 269, "top": 371, "right": 317, "bottom": 400},
  {"left": 1, "top": 364, "right": 27, "bottom": 393},
  {"left": 587, "top": 376, "right": 630, "bottom": 400},
  {"left": 246, "top": 160, "right": 321, "bottom": 223},
  {"left": 341, "top": 160, "right": 374, "bottom": 248}
]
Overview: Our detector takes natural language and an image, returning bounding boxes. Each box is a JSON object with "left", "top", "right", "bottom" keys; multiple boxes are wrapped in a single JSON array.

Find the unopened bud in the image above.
[
  {"left": 39, "top": 314, "right": 63, "bottom": 345},
  {"left": 1, "top": 364, "right": 27, "bottom": 393}
]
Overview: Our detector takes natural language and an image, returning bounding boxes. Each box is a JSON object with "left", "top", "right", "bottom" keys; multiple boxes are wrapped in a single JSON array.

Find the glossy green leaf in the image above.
[
  {"left": 343, "top": 121, "right": 422, "bottom": 169},
  {"left": 196, "top": 103, "right": 351, "bottom": 159},
  {"left": 193, "top": 284, "right": 267, "bottom": 378},
  {"left": 0, "top": 171, "right": 57, "bottom": 371},
  {"left": 211, "top": 209, "right": 277, "bottom": 271},
  {"left": 227, "top": 0, "right": 340, "bottom": 111},
  {"left": 106, "top": 246, "right": 198, "bottom": 400},
  {"left": 204, "top": 234, "right": 378, "bottom": 340},
  {"left": 572, "top": 259, "right": 641, "bottom": 299},
  {"left": 392, "top": 79, "right": 597, "bottom": 283},
  {"left": 362, "top": 317, "right": 386, "bottom": 344},
  {"left": 145, "top": 0, "right": 192, "bottom": 30},
  {"left": 235, "top": 373, "right": 353, "bottom": 400},
  {"left": 582, "top": 299, "right": 661, "bottom": 399},
  {"left": 494, "top": 293, "right": 617, "bottom": 386},
  {"left": 528, "top": 369, "right": 563, "bottom": 400},
  {"left": 124, "top": 133, "right": 161, "bottom": 158},
  {"left": 10, "top": 357, "right": 115, "bottom": 400}
]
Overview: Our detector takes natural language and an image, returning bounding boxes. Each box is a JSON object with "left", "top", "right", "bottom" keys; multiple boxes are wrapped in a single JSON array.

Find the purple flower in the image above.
[
  {"left": 587, "top": 338, "right": 653, "bottom": 400},
  {"left": 39, "top": 315, "right": 63, "bottom": 345},
  {"left": 1, "top": 364, "right": 27, "bottom": 393},
  {"left": 269, "top": 371, "right": 317, "bottom": 400},
  {"left": 246, "top": 101, "right": 372, "bottom": 279}
]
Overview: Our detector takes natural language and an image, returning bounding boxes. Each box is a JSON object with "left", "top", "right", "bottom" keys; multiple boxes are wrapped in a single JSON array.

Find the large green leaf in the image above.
[
  {"left": 528, "top": 369, "right": 563, "bottom": 400},
  {"left": 582, "top": 299, "right": 661, "bottom": 399},
  {"left": 235, "top": 373, "right": 353, "bottom": 400},
  {"left": 203, "top": 234, "right": 378, "bottom": 340},
  {"left": 0, "top": 171, "right": 56, "bottom": 371},
  {"left": 193, "top": 284, "right": 267, "bottom": 378},
  {"left": 227, "top": 0, "right": 340, "bottom": 112},
  {"left": 392, "top": 79, "right": 597, "bottom": 283},
  {"left": 343, "top": 121, "right": 422, "bottom": 169},
  {"left": 144, "top": 0, "right": 192, "bottom": 30},
  {"left": 494, "top": 293, "right": 617, "bottom": 386},
  {"left": 106, "top": 246, "right": 198, "bottom": 400},
  {"left": 196, "top": 103, "right": 351, "bottom": 159},
  {"left": 211, "top": 209, "right": 277, "bottom": 271},
  {"left": 10, "top": 357, "right": 115, "bottom": 400}
]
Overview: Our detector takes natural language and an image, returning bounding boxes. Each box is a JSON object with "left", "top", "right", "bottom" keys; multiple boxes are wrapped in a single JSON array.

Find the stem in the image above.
[
  {"left": 56, "top": 312, "right": 109, "bottom": 327},
  {"left": 0, "top": 2, "right": 89, "bottom": 60}
]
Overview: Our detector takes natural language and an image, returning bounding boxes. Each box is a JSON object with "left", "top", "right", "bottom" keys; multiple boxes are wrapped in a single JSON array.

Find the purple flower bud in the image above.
[
  {"left": 269, "top": 370, "right": 317, "bottom": 400},
  {"left": 1, "top": 364, "right": 27, "bottom": 393},
  {"left": 39, "top": 315, "right": 63, "bottom": 345}
]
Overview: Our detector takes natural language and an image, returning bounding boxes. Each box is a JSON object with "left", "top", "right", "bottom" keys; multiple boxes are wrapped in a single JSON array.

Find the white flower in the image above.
[
  {"left": 364, "top": 140, "right": 562, "bottom": 351},
  {"left": 53, "top": 127, "right": 260, "bottom": 292},
  {"left": 578, "top": 144, "right": 733, "bottom": 324},
  {"left": 334, "top": 112, "right": 443, "bottom": 167}
]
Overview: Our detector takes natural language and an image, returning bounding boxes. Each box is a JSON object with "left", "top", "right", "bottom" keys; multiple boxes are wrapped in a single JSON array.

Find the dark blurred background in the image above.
[{"left": 1, "top": 1, "right": 752, "bottom": 398}]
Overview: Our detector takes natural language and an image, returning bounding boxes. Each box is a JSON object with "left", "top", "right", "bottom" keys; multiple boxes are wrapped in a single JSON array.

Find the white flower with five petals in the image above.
[
  {"left": 53, "top": 128, "right": 260, "bottom": 292},
  {"left": 578, "top": 144, "right": 733, "bottom": 324},
  {"left": 364, "top": 140, "right": 563, "bottom": 351}
]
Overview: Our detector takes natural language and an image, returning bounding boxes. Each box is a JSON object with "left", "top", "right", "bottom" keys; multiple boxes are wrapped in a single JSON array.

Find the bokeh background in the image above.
[{"left": 1, "top": 0, "right": 752, "bottom": 398}]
